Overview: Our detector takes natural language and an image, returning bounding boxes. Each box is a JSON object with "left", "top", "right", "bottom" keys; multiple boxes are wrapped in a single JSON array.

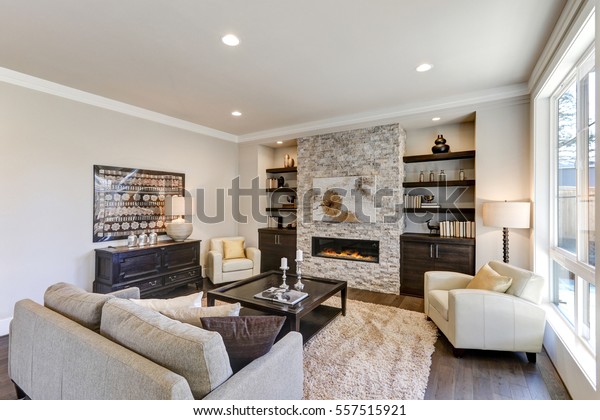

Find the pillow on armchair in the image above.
[
  {"left": 223, "top": 239, "right": 246, "bottom": 259},
  {"left": 466, "top": 264, "right": 512, "bottom": 293}
]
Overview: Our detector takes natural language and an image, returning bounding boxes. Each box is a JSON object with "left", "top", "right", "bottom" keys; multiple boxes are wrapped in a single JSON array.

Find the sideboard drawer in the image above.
[{"left": 164, "top": 268, "right": 201, "bottom": 285}]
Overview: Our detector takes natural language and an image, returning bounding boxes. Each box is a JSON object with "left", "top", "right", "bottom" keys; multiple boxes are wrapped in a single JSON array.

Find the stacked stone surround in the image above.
[{"left": 296, "top": 123, "right": 405, "bottom": 294}]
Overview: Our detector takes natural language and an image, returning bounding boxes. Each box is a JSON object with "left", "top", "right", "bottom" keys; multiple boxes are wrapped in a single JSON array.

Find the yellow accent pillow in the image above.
[
  {"left": 466, "top": 264, "right": 513, "bottom": 293},
  {"left": 223, "top": 239, "right": 246, "bottom": 259}
]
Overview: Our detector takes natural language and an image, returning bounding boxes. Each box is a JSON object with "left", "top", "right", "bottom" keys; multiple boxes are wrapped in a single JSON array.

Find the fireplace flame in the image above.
[{"left": 318, "top": 247, "right": 378, "bottom": 262}]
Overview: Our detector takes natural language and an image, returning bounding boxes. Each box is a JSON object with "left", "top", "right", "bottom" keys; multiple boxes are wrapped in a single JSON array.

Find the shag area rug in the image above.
[{"left": 303, "top": 297, "right": 438, "bottom": 400}]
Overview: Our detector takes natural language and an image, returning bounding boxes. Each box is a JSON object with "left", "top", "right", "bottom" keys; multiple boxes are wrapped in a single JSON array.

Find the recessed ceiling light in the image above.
[
  {"left": 231, "top": 111, "right": 242, "bottom": 117},
  {"left": 416, "top": 63, "right": 433, "bottom": 72},
  {"left": 276, "top": 141, "right": 283, "bottom": 144},
  {"left": 432, "top": 117, "right": 441, "bottom": 121},
  {"left": 222, "top": 34, "right": 240, "bottom": 46}
]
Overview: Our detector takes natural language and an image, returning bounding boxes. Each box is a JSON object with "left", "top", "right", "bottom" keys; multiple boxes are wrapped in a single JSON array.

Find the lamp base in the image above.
[
  {"left": 502, "top": 227, "right": 509, "bottom": 264},
  {"left": 165, "top": 223, "right": 193, "bottom": 241}
]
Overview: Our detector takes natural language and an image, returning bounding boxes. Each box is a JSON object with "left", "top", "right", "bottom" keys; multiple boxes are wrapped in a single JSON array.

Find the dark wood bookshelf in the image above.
[
  {"left": 403, "top": 150, "right": 475, "bottom": 163},
  {"left": 266, "top": 167, "right": 298, "bottom": 173},
  {"left": 402, "top": 180, "right": 476, "bottom": 188}
]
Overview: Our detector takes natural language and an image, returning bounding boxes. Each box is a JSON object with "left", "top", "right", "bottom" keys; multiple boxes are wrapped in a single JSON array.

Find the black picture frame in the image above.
[{"left": 93, "top": 165, "right": 185, "bottom": 242}]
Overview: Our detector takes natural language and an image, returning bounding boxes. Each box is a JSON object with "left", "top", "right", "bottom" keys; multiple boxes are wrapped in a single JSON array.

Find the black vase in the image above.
[{"left": 432, "top": 134, "right": 450, "bottom": 154}]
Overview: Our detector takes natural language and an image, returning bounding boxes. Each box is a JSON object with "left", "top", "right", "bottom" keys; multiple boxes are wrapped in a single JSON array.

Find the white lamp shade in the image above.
[
  {"left": 166, "top": 196, "right": 186, "bottom": 216},
  {"left": 483, "top": 201, "right": 531, "bottom": 229}
]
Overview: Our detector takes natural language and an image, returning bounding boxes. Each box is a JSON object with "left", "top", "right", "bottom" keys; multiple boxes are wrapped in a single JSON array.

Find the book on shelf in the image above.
[
  {"left": 439, "top": 220, "right": 475, "bottom": 238},
  {"left": 254, "top": 287, "right": 308, "bottom": 305}
]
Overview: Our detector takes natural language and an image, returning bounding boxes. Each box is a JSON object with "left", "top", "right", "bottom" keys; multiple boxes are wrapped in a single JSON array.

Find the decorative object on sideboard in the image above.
[
  {"left": 165, "top": 196, "right": 193, "bottom": 241},
  {"left": 148, "top": 231, "right": 158, "bottom": 245},
  {"left": 138, "top": 232, "right": 149, "bottom": 246},
  {"left": 127, "top": 234, "right": 138, "bottom": 248},
  {"left": 482, "top": 201, "right": 531, "bottom": 263},
  {"left": 431, "top": 134, "right": 450, "bottom": 154}
]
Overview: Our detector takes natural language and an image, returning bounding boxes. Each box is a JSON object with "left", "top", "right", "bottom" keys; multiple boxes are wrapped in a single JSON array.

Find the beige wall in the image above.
[
  {"left": 475, "top": 100, "right": 531, "bottom": 270},
  {"left": 0, "top": 81, "right": 239, "bottom": 333}
]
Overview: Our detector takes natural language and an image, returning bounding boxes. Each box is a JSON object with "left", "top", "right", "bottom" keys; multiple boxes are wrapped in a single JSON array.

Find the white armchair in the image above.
[
  {"left": 424, "top": 260, "right": 546, "bottom": 362},
  {"left": 206, "top": 236, "right": 261, "bottom": 285}
]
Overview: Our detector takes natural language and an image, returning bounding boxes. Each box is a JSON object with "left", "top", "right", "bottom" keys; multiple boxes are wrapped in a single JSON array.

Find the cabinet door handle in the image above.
[
  {"left": 430, "top": 244, "right": 434, "bottom": 258},
  {"left": 435, "top": 244, "right": 439, "bottom": 259}
]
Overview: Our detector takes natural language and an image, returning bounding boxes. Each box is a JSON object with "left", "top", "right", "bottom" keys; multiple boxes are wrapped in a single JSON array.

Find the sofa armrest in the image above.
[
  {"left": 424, "top": 271, "right": 472, "bottom": 316},
  {"left": 108, "top": 287, "right": 140, "bottom": 299},
  {"left": 245, "top": 247, "right": 261, "bottom": 276},
  {"left": 207, "top": 250, "right": 223, "bottom": 284},
  {"left": 203, "top": 332, "right": 303, "bottom": 400},
  {"left": 449, "top": 289, "right": 546, "bottom": 352}
]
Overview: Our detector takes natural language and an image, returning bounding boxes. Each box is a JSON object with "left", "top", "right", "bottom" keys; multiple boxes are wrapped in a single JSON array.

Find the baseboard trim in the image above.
[{"left": 0, "top": 317, "right": 11, "bottom": 336}]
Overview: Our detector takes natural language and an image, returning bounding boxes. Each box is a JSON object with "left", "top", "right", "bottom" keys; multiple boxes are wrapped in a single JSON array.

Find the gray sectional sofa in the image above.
[{"left": 8, "top": 283, "right": 303, "bottom": 400}]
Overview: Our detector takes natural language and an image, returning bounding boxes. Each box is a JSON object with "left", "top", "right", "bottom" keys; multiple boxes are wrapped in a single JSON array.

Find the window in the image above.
[{"left": 551, "top": 48, "right": 596, "bottom": 352}]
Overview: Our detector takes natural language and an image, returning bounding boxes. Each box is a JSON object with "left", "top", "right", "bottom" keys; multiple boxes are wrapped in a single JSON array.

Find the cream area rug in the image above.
[{"left": 303, "top": 297, "right": 438, "bottom": 400}]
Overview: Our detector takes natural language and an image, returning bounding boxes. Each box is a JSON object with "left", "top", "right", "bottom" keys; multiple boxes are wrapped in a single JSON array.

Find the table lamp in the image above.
[
  {"left": 482, "top": 201, "right": 530, "bottom": 263},
  {"left": 165, "top": 196, "right": 193, "bottom": 241}
]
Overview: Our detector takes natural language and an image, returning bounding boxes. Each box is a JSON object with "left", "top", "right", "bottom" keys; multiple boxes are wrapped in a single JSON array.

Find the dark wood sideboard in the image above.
[
  {"left": 94, "top": 239, "right": 201, "bottom": 296},
  {"left": 258, "top": 228, "right": 297, "bottom": 273},
  {"left": 400, "top": 233, "right": 475, "bottom": 297}
]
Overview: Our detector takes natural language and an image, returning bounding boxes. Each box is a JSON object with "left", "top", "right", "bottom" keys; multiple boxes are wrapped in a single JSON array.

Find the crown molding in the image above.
[
  {"left": 0, "top": 67, "right": 238, "bottom": 142},
  {"left": 238, "top": 83, "right": 530, "bottom": 143},
  {"left": 529, "top": 0, "right": 593, "bottom": 96}
]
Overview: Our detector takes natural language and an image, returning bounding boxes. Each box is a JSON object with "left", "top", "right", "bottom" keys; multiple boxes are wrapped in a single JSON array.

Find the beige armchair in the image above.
[
  {"left": 206, "top": 236, "right": 261, "bottom": 285},
  {"left": 424, "top": 260, "right": 546, "bottom": 362}
]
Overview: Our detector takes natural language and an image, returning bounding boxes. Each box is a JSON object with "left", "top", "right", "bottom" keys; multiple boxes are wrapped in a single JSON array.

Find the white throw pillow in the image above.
[
  {"left": 160, "top": 303, "right": 241, "bottom": 328},
  {"left": 129, "top": 291, "right": 203, "bottom": 311}
]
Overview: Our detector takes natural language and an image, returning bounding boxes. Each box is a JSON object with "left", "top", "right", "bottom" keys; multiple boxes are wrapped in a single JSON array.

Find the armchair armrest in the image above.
[
  {"left": 245, "top": 247, "right": 261, "bottom": 275},
  {"left": 203, "top": 332, "right": 303, "bottom": 400},
  {"left": 449, "top": 289, "right": 546, "bottom": 352},
  {"left": 424, "top": 271, "right": 473, "bottom": 316},
  {"left": 207, "top": 250, "right": 223, "bottom": 284}
]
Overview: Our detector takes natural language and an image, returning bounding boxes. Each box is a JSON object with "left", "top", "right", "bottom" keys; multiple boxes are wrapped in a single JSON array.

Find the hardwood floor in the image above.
[{"left": 0, "top": 282, "right": 571, "bottom": 400}]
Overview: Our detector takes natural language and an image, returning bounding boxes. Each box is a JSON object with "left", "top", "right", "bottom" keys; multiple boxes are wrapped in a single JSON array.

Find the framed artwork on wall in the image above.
[
  {"left": 92, "top": 165, "right": 185, "bottom": 242},
  {"left": 312, "top": 175, "right": 376, "bottom": 223}
]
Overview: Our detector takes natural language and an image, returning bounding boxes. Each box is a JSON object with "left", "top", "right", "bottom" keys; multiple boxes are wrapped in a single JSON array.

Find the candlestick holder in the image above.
[
  {"left": 294, "top": 260, "right": 304, "bottom": 291},
  {"left": 279, "top": 266, "right": 290, "bottom": 290}
]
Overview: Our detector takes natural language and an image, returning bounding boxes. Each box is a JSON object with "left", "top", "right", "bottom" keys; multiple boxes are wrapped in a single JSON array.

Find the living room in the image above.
[{"left": 1, "top": 0, "right": 598, "bottom": 405}]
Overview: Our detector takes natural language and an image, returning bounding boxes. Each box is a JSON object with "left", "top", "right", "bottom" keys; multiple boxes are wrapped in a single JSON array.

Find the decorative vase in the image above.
[{"left": 431, "top": 134, "right": 450, "bottom": 154}]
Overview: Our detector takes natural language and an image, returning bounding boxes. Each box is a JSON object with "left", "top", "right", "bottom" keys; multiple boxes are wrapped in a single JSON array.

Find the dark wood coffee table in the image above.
[{"left": 207, "top": 270, "right": 347, "bottom": 343}]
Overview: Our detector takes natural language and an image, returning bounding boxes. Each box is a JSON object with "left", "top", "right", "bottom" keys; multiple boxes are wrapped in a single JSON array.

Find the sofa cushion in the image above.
[
  {"left": 44, "top": 282, "right": 113, "bottom": 331},
  {"left": 428, "top": 290, "right": 449, "bottom": 321},
  {"left": 129, "top": 292, "right": 203, "bottom": 311},
  {"left": 160, "top": 303, "right": 241, "bottom": 327},
  {"left": 201, "top": 315, "right": 285, "bottom": 373},
  {"left": 100, "top": 298, "right": 232, "bottom": 399},
  {"left": 222, "top": 258, "right": 253, "bottom": 272},
  {"left": 223, "top": 239, "right": 246, "bottom": 259},
  {"left": 466, "top": 264, "right": 513, "bottom": 293}
]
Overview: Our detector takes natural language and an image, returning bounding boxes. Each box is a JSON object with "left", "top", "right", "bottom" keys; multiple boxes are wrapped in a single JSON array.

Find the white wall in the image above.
[
  {"left": 475, "top": 100, "right": 532, "bottom": 270},
  {"left": 0, "top": 81, "right": 239, "bottom": 334},
  {"left": 237, "top": 143, "right": 274, "bottom": 247}
]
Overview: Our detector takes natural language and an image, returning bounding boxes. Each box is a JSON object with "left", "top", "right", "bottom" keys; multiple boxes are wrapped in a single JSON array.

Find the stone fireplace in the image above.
[
  {"left": 312, "top": 237, "right": 379, "bottom": 263},
  {"left": 297, "top": 123, "right": 405, "bottom": 294}
]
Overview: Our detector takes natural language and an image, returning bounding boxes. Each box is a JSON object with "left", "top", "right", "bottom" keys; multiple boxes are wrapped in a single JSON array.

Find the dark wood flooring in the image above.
[{"left": 0, "top": 281, "right": 571, "bottom": 400}]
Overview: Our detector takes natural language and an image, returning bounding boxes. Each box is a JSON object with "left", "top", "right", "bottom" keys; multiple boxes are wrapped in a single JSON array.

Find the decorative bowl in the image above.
[
  {"left": 422, "top": 195, "right": 435, "bottom": 203},
  {"left": 165, "top": 222, "right": 193, "bottom": 241}
]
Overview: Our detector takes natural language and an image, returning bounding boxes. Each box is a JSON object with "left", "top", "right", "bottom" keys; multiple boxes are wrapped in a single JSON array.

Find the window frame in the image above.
[{"left": 549, "top": 46, "right": 596, "bottom": 353}]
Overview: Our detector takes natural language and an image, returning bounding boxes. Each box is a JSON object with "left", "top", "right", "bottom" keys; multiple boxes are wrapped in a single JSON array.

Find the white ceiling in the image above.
[{"left": 0, "top": 0, "right": 566, "bottom": 140}]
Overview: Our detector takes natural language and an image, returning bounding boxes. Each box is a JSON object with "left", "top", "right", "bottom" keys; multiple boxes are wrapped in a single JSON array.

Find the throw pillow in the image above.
[
  {"left": 129, "top": 291, "right": 203, "bottom": 311},
  {"left": 466, "top": 264, "right": 513, "bottom": 293},
  {"left": 160, "top": 303, "right": 241, "bottom": 327},
  {"left": 223, "top": 239, "right": 246, "bottom": 259},
  {"left": 201, "top": 315, "right": 285, "bottom": 373}
]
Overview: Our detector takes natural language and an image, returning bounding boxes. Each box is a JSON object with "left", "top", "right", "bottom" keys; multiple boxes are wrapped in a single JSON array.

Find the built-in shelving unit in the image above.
[{"left": 400, "top": 147, "right": 476, "bottom": 296}]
